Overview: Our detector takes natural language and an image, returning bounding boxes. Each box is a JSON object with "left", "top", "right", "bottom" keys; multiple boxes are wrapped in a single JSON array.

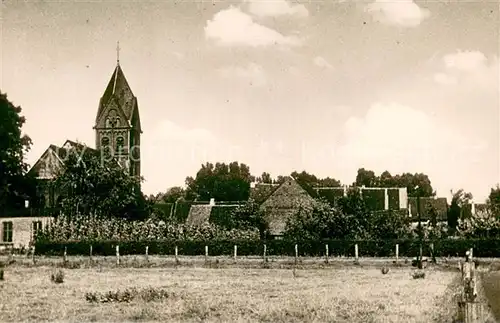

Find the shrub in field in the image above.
[
  {"left": 50, "top": 269, "right": 65, "bottom": 283},
  {"left": 85, "top": 287, "right": 174, "bottom": 303},
  {"left": 0, "top": 268, "right": 4, "bottom": 281},
  {"left": 412, "top": 270, "right": 425, "bottom": 279}
]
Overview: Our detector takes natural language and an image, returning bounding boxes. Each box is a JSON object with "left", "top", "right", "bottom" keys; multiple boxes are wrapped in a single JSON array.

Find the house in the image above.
[
  {"left": 256, "top": 177, "right": 316, "bottom": 236},
  {"left": 248, "top": 178, "right": 410, "bottom": 237},
  {"left": 28, "top": 139, "right": 97, "bottom": 208}
]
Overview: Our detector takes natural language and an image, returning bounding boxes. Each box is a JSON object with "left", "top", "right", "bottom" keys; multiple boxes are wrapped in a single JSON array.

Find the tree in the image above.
[
  {"left": 231, "top": 199, "right": 268, "bottom": 239},
  {"left": 185, "top": 162, "right": 252, "bottom": 201},
  {"left": 487, "top": 185, "right": 500, "bottom": 217},
  {"left": 318, "top": 177, "right": 342, "bottom": 187},
  {"left": 284, "top": 200, "right": 349, "bottom": 240},
  {"left": 159, "top": 186, "right": 185, "bottom": 203},
  {"left": 353, "top": 168, "right": 435, "bottom": 197},
  {"left": 256, "top": 172, "right": 273, "bottom": 184},
  {"left": 354, "top": 168, "right": 378, "bottom": 187},
  {"left": 291, "top": 170, "right": 319, "bottom": 187},
  {"left": 55, "top": 143, "right": 148, "bottom": 220},
  {"left": 0, "top": 92, "right": 34, "bottom": 209},
  {"left": 275, "top": 176, "right": 287, "bottom": 184},
  {"left": 335, "top": 188, "right": 372, "bottom": 239},
  {"left": 447, "top": 189, "right": 472, "bottom": 233}
]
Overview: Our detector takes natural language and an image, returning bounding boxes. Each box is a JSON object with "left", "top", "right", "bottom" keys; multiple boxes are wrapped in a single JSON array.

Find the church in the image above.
[{"left": 28, "top": 56, "right": 142, "bottom": 208}]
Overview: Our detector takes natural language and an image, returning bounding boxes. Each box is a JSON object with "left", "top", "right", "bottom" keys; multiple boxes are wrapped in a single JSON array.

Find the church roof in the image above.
[{"left": 96, "top": 64, "right": 138, "bottom": 125}]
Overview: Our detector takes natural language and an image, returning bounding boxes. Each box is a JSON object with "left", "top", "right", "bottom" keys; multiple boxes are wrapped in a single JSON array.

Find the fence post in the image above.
[
  {"left": 90, "top": 245, "right": 93, "bottom": 263},
  {"left": 263, "top": 244, "right": 267, "bottom": 262},
  {"left": 295, "top": 244, "right": 298, "bottom": 265},
  {"left": 395, "top": 244, "right": 399, "bottom": 263},
  {"left": 234, "top": 245, "right": 237, "bottom": 261},
  {"left": 325, "top": 244, "right": 329, "bottom": 264},
  {"left": 63, "top": 246, "right": 67, "bottom": 263},
  {"left": 32, "top": 246, "right": 36, "bottom": 265},
  {"left": 175, "top": 245, "right": 179, "bottom": 263},
  {"left": 430, "top": 243, "right": 435, "bottom": 263},
  {"left": 205, "top": 245, "right": 208, "bottom": 263},
  {"left": 145, "top": 246, "right": 149, "bottom": 262},
  {"left": 116, "top": 245, "right": 120, "bottom": 265},
  {"left": 355, "top": 244, "right": 359, "bottom": 262}
]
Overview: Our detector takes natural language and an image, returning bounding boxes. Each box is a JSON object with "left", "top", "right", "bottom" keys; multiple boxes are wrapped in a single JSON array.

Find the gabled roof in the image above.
[
  {"left": 249, "top": 183, "right": 280, "bottom": 204},
  {"left": 95, "top": 64, "right": 139, "bottom": 127},
  {"left": 28, "top": 140, "right": 98, "bottom": 179}
]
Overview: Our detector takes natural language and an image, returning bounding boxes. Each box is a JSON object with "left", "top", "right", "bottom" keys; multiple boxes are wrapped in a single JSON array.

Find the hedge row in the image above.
[{"left": 34, "top": 239, "right": 500, "bottom": 258}]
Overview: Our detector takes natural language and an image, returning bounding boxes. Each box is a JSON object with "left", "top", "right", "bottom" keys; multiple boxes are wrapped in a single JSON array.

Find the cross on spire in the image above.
[{"left": 116, "top": 41, "right": 120, "bottom": 65}]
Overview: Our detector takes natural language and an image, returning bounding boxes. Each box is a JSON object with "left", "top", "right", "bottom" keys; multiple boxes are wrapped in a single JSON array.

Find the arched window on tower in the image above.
[
  {"left": 105, "top": 118, "right": 111, "bottom": 127},
  {"left": 101, "top": 136, "right": 111, "bottom": 157},
  {"left": 101, "top": 136, "right": 110, "bottom": 147},
  {"left": 116, "top": 136, "right": 125, "bottom": 155},
  {"left": 115, "top": 117, "right": 120, "bottom": 127}
]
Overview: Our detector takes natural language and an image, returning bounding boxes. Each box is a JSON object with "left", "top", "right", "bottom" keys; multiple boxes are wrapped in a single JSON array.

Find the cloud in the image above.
[
  {"left": 443, "top": 50, "right": 487, "bottom": 72},
  {"left": 313, "top": 56, "right": 334, "bottom": 70},
  {"left": 434, "top": 50, "right": 498, "bottom": 89},
  {"left": 218, "top": 63, "right": 267, "bottom": 86},
  {"left": 204, "top": 6, "right": 301, "bottom": 47},
  {"left": 365, "top": 0, "right": 430, "bottom": 27},
  {"left": 433, "top": 73, "right": 457, "bottom": 85},
  {"left": 332, "top": 103, "right": 488, "bottom": 198},
  {"left": 246, "top": 0, "right": 309, "bottom": 18}
]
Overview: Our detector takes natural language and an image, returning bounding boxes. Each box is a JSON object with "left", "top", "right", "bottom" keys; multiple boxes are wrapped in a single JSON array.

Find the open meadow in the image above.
[{"left": 0, "top": 257, "right": 466, "bottom": 323}]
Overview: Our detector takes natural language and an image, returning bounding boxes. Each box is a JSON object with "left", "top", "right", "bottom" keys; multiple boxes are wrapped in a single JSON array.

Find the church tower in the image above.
[{"left": 93, "top": 44, "right": 142, "bottom": 178}]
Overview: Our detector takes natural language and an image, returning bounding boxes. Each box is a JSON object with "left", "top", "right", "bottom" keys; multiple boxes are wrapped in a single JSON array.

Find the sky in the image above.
[{"left": 1, "top": 0, "right": 499, "bottom": 202}]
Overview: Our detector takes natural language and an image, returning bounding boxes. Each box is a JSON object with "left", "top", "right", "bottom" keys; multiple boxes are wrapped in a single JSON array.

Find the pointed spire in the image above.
[{"left": 116, "top": 41, "right": 120, "bottom": 65}]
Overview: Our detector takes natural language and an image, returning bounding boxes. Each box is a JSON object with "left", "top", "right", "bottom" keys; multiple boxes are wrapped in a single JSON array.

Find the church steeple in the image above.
[{"left": 94, "top": 49, "right": 142, "bottom": 178}]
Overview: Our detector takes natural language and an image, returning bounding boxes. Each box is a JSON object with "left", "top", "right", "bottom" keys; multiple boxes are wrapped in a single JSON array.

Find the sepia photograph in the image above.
[{"left": 0, "top": 0, "right": 499, "bottom": 321}]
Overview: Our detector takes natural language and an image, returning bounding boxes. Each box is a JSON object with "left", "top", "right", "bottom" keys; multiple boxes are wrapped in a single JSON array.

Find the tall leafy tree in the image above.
[
  {"left": 185, "top": 161, "right": 252, "bottom": 201},
  {"left": 447, "top": 189, "right": 473, "bottom": 233},
  {"left": 487, "top": 185, "right": 500, "bottom": 217},
  {"left": 353, "top": 168, "right": 435, "bottom": 197},
  {"left": 0, "top": 92, "right": 35, "bottom": 209},
  {"left": 157, "top": 186, "right": 185, "bottom": 203},
  {"left": 256, "top": 172, "right": 273, "bottom": 184},
  {"left": 354, "top": 168, "right": 378, "bottom": 187},
  {"left": 55, "top": 144, "right": 148, "bottom": 220}
]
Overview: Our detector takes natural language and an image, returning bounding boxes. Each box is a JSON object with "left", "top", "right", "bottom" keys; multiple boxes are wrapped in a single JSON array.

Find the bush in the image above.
[
  {"left": 0, "top": 269, "right": 4, "bottom": 281},
  {"left": 412, "top": 270, "right": 425, "bottom": 279},
  {"left": 85, "top": 287, "right": 174, "bottom": 303},
  {"left": 50, "top": 269, "right": 65, "bottom": 284}
]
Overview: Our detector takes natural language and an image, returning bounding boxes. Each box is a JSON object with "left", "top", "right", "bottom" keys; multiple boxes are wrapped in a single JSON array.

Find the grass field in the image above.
[
  {"left": 0, "top": 260, "right": 463, "bottom": 323},
  {"left": 482, "top": 271, "right": 500, "bottom": 321}
]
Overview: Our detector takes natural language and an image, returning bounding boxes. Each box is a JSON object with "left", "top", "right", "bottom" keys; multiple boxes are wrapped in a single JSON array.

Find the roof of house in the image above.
[
  {"left": 249, "top": 183, "right": 281, "bottom": 204},
  {"left": 28, "top": 140, "right": 98, "bottom": 179}
]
